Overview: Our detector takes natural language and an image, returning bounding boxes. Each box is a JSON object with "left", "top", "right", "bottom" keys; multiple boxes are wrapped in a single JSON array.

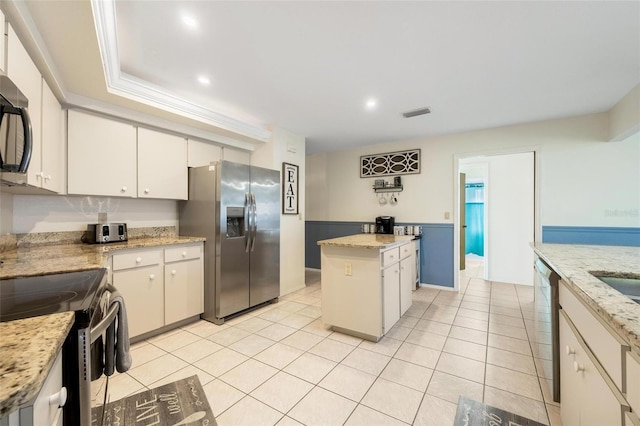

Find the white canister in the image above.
[
  {"left": 413, "top": 225, "right": 421, "bottom": 235},
  {"left": 362, "top": 224, "right": 370, "bottom": 233},
  {"left": 405, "top": 226, "right": 413, "bottom": 235},
  {"left": 370, "top": 224, "right": 376, "bottom": 233}
]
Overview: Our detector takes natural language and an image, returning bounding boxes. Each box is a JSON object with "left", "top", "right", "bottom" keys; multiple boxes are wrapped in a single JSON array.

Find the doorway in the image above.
[{"left": 455, "top": 151, "right": 537, "bottom": 288}]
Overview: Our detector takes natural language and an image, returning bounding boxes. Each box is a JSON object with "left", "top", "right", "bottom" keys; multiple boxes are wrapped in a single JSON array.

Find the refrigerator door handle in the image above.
[
  {"left": 244, "top": 192, "right": 251, "bottom": 252},
  {"left": 250, "top": 193, "right": 257, "bottom": 252}
]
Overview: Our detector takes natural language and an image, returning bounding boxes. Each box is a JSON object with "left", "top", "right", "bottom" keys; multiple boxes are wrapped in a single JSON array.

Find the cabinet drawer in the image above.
[
  {"left": 627, "top": 351, "right": 640, "bottom": 414},
  {"left": 559, "top": 280, "right": 627, "bottom": 390},
  {"left": 165, "top": 244, "right": 202, "bottom": 263},
  {"left": 112, "top": 249, "right": 163, "bottom": 271},
  {"left": 382, "top": 247, "right": 400, "bottom": 267},
  {"left": 399, "top": 242, "right": 413, "bottom": 260}
]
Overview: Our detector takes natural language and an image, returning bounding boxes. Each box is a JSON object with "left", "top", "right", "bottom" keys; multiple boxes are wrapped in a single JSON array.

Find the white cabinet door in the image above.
[
  {"left": 400, "top": 256, "right": 413, "bottom": 316},
  {"left": 40, "top": 81, "right": 65, "bottom": 193},
  {"left": 382, "top": 264, "right": 400, "bottom": 333},
  {"left": 137, "top": 127, "right": 187, "bottom": 200},
  {"left": 560, "top": 311, "right": 623, "bottom": 426},
  {"left": 6, "top": 25, "right": 42, "bottom": 187},
  {"left": 164, "top": 258, "right": 203, "bottom": 324},
  {"left": 113, "top": 264, "right": 164, "bottom": 338},
  {"left": 68, "top": 110, "right": 137, "bottom": 197}
]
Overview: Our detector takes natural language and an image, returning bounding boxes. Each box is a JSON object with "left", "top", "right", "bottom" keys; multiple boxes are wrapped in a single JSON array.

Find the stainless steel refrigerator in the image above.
[{"left": 179, "top": 161, "right": 280, "bottom": 324}]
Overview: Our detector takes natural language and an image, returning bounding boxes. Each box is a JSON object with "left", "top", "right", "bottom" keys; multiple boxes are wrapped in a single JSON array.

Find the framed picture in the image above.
[{"left": 282, "top": 162, "right": 299, "bottom": 215}]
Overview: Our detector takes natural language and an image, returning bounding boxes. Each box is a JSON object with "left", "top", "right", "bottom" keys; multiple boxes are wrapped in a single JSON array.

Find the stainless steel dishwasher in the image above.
[{"left": 534, "top": 258, "right": 561, "bottom": 403}]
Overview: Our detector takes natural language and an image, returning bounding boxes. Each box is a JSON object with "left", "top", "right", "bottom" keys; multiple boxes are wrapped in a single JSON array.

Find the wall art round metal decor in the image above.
[{"left": 360, "top": 149, "right": 420, "bottom": 177}]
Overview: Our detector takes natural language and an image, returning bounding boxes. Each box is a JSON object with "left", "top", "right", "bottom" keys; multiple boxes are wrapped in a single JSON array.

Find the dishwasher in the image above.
[{"left": 534, "top": 258, "right": 561, "bottom": 403}]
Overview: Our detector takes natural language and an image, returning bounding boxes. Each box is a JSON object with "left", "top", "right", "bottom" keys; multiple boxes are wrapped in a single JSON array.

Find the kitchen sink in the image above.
[{"left": 590, "top": 271, "right": 640, "bottom": 304}]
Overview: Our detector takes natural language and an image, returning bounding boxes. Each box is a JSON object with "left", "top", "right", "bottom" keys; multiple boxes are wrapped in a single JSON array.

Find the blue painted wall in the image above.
[
  {"left": 542, "top": 226, "right": 640, "bottom": 247},
  {"left": 306, "top": 221, "right": 455, "bottom": 288}
]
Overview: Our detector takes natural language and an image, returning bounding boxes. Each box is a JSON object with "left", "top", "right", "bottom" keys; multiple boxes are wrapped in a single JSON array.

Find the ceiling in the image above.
[{"left": 13, "top": 1, "right": 640, "bottom": 154}]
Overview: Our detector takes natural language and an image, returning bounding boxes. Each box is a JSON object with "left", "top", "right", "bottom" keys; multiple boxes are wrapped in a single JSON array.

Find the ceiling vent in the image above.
[{"left": 402, "top": 107, "right": 431, "bottom": 118}]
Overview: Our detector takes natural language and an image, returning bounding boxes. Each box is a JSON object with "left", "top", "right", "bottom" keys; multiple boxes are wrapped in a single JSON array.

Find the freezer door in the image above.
[
  {"left": 249, "top": 165, "right": 280, "bottom": 306},
  {"left": 218, "top": 161, "right": 251, "bottom": 317}
]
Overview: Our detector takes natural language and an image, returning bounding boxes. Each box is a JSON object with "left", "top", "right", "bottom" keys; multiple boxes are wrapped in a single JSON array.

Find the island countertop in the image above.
[
  {"left": 317, "top": 233, "right": 414, "bottom": 249},
  {"left": 531, "top": 243, "right": 640, "bottom": 355},
  {"left": 0, "top": 235, "right": 206, "bottom": 416}
]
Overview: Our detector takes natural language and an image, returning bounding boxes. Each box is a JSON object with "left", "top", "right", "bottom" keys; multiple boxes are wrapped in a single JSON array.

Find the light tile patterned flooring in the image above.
[{"left": 93, "top": 258, "right": 562, "bottom": 425}]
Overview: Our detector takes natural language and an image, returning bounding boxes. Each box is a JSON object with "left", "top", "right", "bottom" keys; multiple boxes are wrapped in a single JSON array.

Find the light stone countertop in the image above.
[
  {"left": 532, "top": 243, "right": 640, "bottom": 355},
  {"left": 317, "top": 233, "right": 414, "bottom": 249},
  {"left": 0, "top": 312, "right": 74, "bottom": 416},
  {"left": 0, "top": 235, "right": 206, "bottom": 416},
  {"left": 0, "top": 235, "right": 206, "bottom": 279}
]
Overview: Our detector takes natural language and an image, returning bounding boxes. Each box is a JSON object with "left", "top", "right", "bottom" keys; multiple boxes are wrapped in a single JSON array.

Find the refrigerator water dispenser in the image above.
[{"left": 226, "top": 206, "right": 245, "bottom": 238}]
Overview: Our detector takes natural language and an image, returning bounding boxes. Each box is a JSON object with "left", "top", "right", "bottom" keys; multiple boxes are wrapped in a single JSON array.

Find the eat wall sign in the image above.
[{"left": 282, "top": 162, "right": 299, "bottom": 215}]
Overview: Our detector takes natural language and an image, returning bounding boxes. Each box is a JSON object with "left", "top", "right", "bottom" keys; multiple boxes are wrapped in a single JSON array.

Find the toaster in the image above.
[{"left": 84, "top": 223, "right": 128, "bottom": 244}]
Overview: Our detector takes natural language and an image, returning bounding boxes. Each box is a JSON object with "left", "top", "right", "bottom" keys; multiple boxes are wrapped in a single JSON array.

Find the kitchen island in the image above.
[{"left": 318, "top": 234, "right": 415, "bottom": 341}]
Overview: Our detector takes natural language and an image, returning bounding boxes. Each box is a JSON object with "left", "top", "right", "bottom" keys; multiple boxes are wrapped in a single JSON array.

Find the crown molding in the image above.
[{"left": 90, "top": 0, "right": 271, "bottom": 143}]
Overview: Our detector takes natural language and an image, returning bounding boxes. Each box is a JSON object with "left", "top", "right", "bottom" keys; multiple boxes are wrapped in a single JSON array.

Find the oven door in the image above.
[{"left": 63, "top": 283, "right": 120, "bottom": 426}]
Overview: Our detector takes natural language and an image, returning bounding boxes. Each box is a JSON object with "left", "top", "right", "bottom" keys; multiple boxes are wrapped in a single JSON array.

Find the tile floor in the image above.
[{"left": 92, "top": 258, "right": 562, "bottom": 425}]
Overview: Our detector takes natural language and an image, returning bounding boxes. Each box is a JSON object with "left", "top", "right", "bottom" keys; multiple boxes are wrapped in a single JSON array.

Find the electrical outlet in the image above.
[
  {"left": 344, "top": 262, "right": 352, "bottom": 276},
  {"left": 444, "top": 211, "right": 450, "bottom": 220}
]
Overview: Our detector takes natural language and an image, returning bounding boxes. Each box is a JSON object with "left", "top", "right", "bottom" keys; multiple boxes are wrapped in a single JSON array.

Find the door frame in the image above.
[
  {"left": 453, "top": 146, "right": 542, "bottom": 290},
  {"left": 459, "top": 162, "right": 489, "bottom": 279}
]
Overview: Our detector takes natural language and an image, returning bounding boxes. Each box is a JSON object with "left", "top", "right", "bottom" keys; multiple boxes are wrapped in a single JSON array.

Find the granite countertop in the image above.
[
  {"left": 0, "top": 235, "right": 206, "bottom": 279},
  {"left": 317, "top": 233, "right": 414, "bottom": 249},
  {"left": 532, "top": 243, "right": 640, "bottom": 355},
  {"left": 0, "top": 235, "right": 206, "bottom": 416},
  {"left": 0, "top": 313, "right": 75, "bottom": 416}
]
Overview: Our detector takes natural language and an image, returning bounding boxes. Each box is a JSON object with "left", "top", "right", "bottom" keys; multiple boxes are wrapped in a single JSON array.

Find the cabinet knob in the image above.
[
  {"left": 49, "top": 387, "right": 67, "bottom": 407},
  {"left": 121, "top": 186, "right": 128, "bottom": 192},
  {"left": 136, "top": 257, "right": 142, "bottom": 263},
  {"left": 565, "top": 345, "right": 575, "bottom": 355},
  {"left": 144, "top": 188, "right": 150, "bottom": 194},
  {"left": 149, "top": 274, "right": 155, "bottom": 280},
  {"left": 182, "top": 251, "right": 187, "bottom": 257},
  {"left": 573, "top": 361, "right": 584, "bottom": 373},
  {"left": 171, "top": 269, "right": 177, "bottom": 276}
]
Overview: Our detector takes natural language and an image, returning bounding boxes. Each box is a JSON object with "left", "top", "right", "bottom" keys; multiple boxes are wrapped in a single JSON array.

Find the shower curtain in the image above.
[{"left": 465, "top": 183, "right": 484, "bottom": 256}]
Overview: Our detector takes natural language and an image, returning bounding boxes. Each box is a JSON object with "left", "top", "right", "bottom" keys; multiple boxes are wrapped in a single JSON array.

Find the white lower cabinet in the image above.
[
  {"left": 399, "top": 255, "right": 413, "bottom": 316},
  {"left": 382, "top": 263, "right": 400, "bottom": 333},
  {"left": 111, "top": 243, "right": 204, "bottom": 339},
  {"left": 164, "top": 245, "right": 203, "bottom": 325},
  {"left": 559, "top": 279, "right": 632, "bottom": 426}
]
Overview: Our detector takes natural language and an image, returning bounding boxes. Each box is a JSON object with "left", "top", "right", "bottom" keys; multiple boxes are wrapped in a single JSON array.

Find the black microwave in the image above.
[{"left": 0, "top": 75, "right": 32, "bottom": 174}]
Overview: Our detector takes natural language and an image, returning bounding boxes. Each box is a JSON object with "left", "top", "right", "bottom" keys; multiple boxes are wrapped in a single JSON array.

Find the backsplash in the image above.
[{"left": 2, "top": 226, "right": 177, "bottom": 250}]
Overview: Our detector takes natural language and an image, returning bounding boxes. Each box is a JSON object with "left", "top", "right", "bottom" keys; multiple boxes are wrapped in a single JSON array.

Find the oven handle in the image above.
[{"left": 90, "top": 302, "right": 119, "bottom": 344}]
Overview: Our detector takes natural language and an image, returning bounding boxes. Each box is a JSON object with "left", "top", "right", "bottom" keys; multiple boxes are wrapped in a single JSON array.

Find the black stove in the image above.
[{"left": 0, "top": 269, "right": 107, "bottom": 326}]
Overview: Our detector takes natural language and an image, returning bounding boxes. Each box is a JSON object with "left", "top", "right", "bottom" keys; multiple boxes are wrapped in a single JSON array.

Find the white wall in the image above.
[
  {"left": 252, "top": 126, "right": 306, "bottom": 296},
  {"left": 11, "top": 195, "right": 178, "bottom": 233},
  {"left": 0, "top": 192, "right": 14, "bottom": 235},
  {"left": 307, "top": 113, "right": 640, "bottom": 229},
  {"left": 486, "top": 152, "right": 535, "bottom": 285}
]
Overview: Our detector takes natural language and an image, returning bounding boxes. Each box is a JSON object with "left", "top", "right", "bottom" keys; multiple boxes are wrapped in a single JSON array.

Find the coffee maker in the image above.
[{"left": 375, "top": 216, "right": 395, "bottom": 234}]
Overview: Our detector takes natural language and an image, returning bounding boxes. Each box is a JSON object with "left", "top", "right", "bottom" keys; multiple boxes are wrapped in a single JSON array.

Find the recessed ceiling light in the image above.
[
  {"left": 182, "top": 14, "right": 198, "bottom": 30},
  {"left": 365, "top": 99, "right": 377, "bottom": 110},
  {"left": 197, "top": 75, "right": 211, "bottom": 86}
]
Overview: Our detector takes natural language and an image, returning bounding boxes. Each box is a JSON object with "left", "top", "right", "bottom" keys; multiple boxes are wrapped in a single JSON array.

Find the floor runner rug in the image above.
[
  {"left": 454, "top": 396, "right": 546, "bottom": 426},
  {"left": 91, "top": 375, "right": 216, "bottom": 426}
]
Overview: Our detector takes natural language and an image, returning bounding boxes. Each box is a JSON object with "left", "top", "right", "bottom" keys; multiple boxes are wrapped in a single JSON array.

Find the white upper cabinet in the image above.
[
  {"left": 0, "top": 11, "right": 6, "bottom": 73},
  {"left": 40, "top": 80, "right": 65, "bottom": 193},
  {"left": 6, "top": 24, "right": 42, "bottom": 188},
  {"left": 67, "top": 109, "right": 137, "bottom": 197},
  {"left": 137, "top": 127, "right": 187, "bottom": 200}
]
